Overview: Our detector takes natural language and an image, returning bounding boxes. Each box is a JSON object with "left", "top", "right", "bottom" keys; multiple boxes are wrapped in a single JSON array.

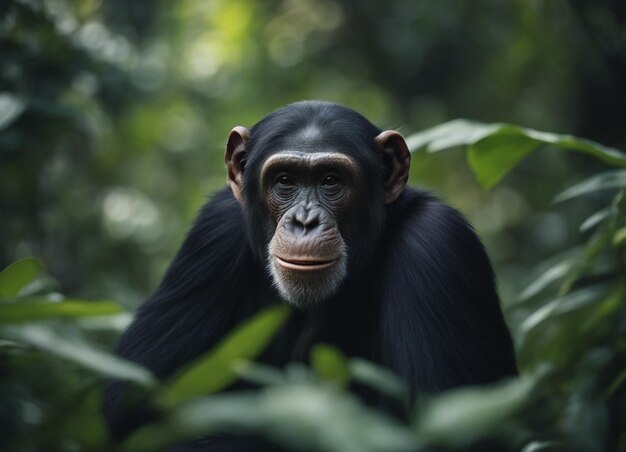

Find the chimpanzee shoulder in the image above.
[{"left": 376, "top": 187, "right": 517, "bottom": 390}]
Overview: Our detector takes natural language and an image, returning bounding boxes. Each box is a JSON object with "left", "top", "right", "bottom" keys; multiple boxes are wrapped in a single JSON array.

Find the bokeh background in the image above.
[
  {"left": 1, "top": 0, "right": 626, "bottom": 450},
  {"left": 3, "top": 0, "right": 625, "bottom": 305}
]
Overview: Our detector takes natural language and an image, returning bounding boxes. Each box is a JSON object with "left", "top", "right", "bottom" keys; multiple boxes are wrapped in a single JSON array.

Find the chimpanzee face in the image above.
[
  {"left": 224, "top": 102, "right": 410, "bottom": 307},
  {"left": 260, "top": 151, "right": 357, "bottom": 305}
]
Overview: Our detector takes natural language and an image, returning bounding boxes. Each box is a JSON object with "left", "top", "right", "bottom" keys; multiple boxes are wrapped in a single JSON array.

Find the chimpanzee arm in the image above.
[
  {"left": 377, "top": 189, "right": 517, "bottom": 392},
  {"left": 103, "top": 188, "right": 260, "bottom": 439}
]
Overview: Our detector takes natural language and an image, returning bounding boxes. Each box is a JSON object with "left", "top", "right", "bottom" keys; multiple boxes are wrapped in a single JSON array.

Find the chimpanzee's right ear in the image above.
[{"left": 225, "top": 126, "right": 249, "bottom": 203}]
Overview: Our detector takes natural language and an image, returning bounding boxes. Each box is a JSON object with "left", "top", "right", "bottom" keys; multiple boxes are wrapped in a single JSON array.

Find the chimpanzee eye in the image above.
[
  {"left": 277, "top": 175, "right": 295, "bottom": 186},
  {"left": 322, "top": 175, "right": 339, "bottom": 186}
]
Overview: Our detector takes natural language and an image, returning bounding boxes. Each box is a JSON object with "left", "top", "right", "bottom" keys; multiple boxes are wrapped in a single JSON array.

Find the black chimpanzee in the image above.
[{"left": 105, "top": 101, "right": 517, "bottom": 448}]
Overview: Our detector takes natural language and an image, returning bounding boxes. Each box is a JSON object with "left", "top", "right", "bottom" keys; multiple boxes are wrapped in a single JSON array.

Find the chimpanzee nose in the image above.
[{"left": 288, "top": 206, "right": 321, "bottom": 236}]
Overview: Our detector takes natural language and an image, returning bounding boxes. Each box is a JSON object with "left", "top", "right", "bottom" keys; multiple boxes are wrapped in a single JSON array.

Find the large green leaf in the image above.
[
  {"left": 0, "top": 298, "right": 123, "bottom": 323},
  {"left": 406, "top": 120, "right": 626, "bottom": 189},
  {"left": 157, "top": 304, "right": 290, "bottom": 407},
  {"left": 0, "top": 258, "right": 42, "bottom": 301},
  {"left": 1, "top": 324, "right": 156, "bottom": 387}
]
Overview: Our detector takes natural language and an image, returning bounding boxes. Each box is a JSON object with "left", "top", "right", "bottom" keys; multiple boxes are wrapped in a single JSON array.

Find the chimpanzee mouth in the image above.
[{"left": 274, "top": 256, "right": 338, "bottom": 271}]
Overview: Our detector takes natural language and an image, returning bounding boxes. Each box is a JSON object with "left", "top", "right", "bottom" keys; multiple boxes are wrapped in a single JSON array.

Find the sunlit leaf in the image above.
[
  {"left": 1, "top": 324, "right": 156, "bottom": 387},
  {"left": 310, "top": 344, "right": 350, "bottom": 387},
  {"left": 0, "top": 258, "right": 42, "bottom": 301},
  {"left": 554, "top": 169, "right": 626, "bottom": 203},
  {"left": 348, "top": 358, "right": 409, "bottom": 403},
  {"left": 406, "top": 121, "right": 626, "bottom": 189},
  {"left": 157, "top": 304, "right": 290, "bottom": 407},
  {"left": 613, "top": 227, "right": 626, "bottom": 247},
  {"left": 0, "top": 298, "right": 124, "bottom": 323}
]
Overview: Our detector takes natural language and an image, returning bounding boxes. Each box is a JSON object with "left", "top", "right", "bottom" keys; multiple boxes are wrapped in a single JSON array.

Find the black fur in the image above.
[{"left": 104, "top": 101, "right": 517, "bottom": 449}]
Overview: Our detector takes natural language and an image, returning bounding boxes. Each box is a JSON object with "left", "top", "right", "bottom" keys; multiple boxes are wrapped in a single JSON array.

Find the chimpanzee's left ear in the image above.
[{"left": 375, "top": 130, "right": 411, "bottom": 204}]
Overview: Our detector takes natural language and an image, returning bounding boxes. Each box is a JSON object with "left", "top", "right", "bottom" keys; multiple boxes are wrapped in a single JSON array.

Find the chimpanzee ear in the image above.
[
  {"left": 375, "top": 130, "right": 411, "bottom": 204},
  {"left": 225, "top": 126, "right": 249, "bottom": 203}
]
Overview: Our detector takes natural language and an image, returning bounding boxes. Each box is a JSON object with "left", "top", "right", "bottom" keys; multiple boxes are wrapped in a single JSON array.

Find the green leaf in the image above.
[
  {"left": 467, "top": 131, "right": 537, "bottom": 188},
  {"left": 234, "top": 360, "right": 286, "bottom": 386},
  {"left": 310, "top": 344, "right": 350, "bottom": 386},
  {"left": 157, "top": 304, "right": 290, "bottom": 408},
  {"left": 520, "top": 285, "right": 608, "bottom": 333},
  {"left": 415, "top": 374, "right": 536, "bottom": 447},
  {"left": 613, "top": 227, "right": 626, "bottom": 246},
  {"left": 557, "top": 228, "right": 612, "bottom": 297},
  {"left": 0, "top": 258, "right": 43, "bottom": 301},
  {"left": 554, "top": 169, "right": 626, "bottom": 203},
  {"left": 519, "top": 257, "right": 579, "bottom": 302},
  {"left": 579, "top": 207, "right": 614, "bottom": 232},
  {"left": 348, "top": 358, "right": 409, "bottom": 402},
  {"left": 125, "top": 383, "right": 419, "bottom": 452},
  {"left": 0, "top": 298, "right": 124, "bottom": 323},
  {"left": 405, "top": 119, "right": 499, "bottom": 153},
  {"left": 1, "top": 324, "right": 156, "bottom": 387},
  {"left": 406, "top": 121, "right": 626, "bottom": 189}
]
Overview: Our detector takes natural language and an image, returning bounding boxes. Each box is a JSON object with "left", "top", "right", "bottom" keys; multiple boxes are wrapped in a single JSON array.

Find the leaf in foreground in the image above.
[
  {"left": 125, "top": 383, "right": 419, "bottom": 452},
  {"left": 348, "top": 358, "right": 409, "bottom": 403},
  {"left": 0, "top": 298, "right": 123, "bottom": 322},
  {"left": 157, "top": 304, "right": 290, "bottom": 408},
  {"left": 310, "top": 344, "right": 350, "bottom": 387},
  {"left": 415, "top": 374, "right": 536, "bottom": 447},
  {"left": 0, "top": 258, "right": 42, "bottom": 301},
  {"left": 406, "top": 120, "right": 626, "bottom": 189},
  {"left": 1, "top": 324, "right": 155, "bottom": 387}
]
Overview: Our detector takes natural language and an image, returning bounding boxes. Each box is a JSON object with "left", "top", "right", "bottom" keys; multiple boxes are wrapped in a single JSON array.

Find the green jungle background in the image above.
[{"left": 1, "top": 0, "right": 625, "bottom": 450}]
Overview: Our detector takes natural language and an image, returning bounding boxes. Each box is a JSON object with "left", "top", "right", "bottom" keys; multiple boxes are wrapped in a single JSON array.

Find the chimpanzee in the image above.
[{"left": 105, "top": 101, "right": 517, "bottom": 448}]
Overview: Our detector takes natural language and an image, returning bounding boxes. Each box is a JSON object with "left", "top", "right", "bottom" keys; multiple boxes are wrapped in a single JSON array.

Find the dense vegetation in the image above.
[{"left": 1, "top": 0, "right": 625, "bottom": 450}]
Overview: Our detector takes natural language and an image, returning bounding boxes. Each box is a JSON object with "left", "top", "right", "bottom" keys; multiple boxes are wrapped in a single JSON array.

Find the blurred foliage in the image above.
[{"left": 1, "top": 0, "right": 626, "bottom": 450}]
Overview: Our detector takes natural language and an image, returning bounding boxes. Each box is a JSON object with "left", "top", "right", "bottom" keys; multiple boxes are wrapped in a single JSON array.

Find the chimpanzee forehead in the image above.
[{"left": 277, "top": 124, "right": 367, "bottom": 155}]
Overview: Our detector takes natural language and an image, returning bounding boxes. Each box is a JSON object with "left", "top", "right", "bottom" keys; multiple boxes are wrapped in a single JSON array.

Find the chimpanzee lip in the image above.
[{"left": 274, "top": 255, "right": 338, "bottom": 271}]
